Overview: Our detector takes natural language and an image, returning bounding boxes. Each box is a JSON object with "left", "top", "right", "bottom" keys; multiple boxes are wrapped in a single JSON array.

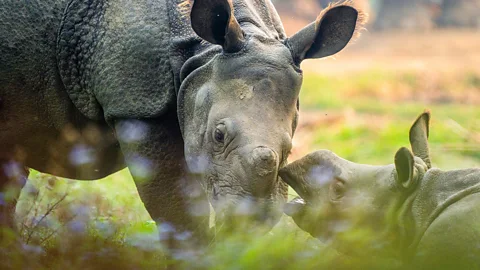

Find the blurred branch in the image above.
[
  {"left": 24, "top": 192, "right": 69, "bottom": 244},
  {"left": 440, "top": 144, "right": 480, "bottom": 152},
  {"left": 20, "top": 191, "right": 42, "bottom": 237},
  {"left": 445, "top": 118, "right": 480, "bottom": 144}
]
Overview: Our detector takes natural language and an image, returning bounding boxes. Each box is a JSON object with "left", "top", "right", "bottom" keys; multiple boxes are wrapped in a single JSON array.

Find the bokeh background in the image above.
[{"left": 6, "top": 0, "right": 480, "bottom": 269}]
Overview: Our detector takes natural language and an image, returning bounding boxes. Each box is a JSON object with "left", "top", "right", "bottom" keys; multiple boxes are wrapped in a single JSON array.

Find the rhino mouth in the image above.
[
  {"left": 205, "top": 174, "right": 285, "bottom": 231},
  {"left": 212, "top": 197, "right": 284, "bottom": 234}
]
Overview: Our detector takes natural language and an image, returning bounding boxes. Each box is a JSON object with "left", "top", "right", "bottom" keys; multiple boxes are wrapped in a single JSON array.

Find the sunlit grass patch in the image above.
[
  {"left": 300, "top": 70, "right": 480, "bottom": 110},
  {"left": 298, "top": 70, "right": 480, "bottom": 169}
]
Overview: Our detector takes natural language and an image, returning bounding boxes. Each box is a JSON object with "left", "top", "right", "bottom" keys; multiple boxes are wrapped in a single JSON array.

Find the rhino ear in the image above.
[
  {"left": 286, "top": 4, "right": 364, "bottom": 64},
  {"left": 394, "top": 147, "right": 418, "bottom": 190},
  {"left": 190, "top": 0, "right": 245, "bottom": 53},
  {"left": 409, "top": 111, "right": 431, "bottom": 169}
]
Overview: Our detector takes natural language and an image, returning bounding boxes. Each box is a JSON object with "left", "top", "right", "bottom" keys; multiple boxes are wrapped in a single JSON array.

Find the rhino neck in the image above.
[
  {"left": 398, "top": 168, "right": 480, "bottom": 258},
  {"left": 57, "top": 0, "right": 108, "bottom": 121},
  {"left": 382, "top": 187, "right": 420, "bottom": 259},
  {"left": 350, "top": 163, "right": 421, "bottom": 259},
  {"left": 382, "top": 171, "right": 434, "bottom": 260},
  {"left": 167, "top": 0, "right": 210, "bottom": 95}
]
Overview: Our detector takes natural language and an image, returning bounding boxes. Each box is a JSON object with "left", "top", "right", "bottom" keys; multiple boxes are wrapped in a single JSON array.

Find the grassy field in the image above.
[
  {"left": 293, "top": 29, "right": 480, "bottom": 170},
  {"left": 3, "top": 30, "right": 479, "bottom": 269},
  {"left": 294, "top": 69, "right": 480, "bottom": 169}
]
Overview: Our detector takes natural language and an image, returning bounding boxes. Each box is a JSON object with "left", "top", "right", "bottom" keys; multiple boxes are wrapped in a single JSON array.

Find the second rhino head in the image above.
[
  {"left": 280, "top": 111, "right": 480, "bottom": 267},
  {"left": 279, "top": 112, "right": 433, "bottom": 255}
]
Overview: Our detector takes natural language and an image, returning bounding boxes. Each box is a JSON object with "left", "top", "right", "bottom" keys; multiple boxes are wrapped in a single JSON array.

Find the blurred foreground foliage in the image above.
[{"left": 1, "top": 68, "right": 478, "bottom": 269}]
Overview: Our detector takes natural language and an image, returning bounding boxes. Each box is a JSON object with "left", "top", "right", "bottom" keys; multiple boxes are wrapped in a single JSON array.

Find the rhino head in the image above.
[
  {"left": 178, "top": 0, "right": 364, "bottom": 228},
  {"left": 280, "top": 112, "right": 432, "bottom": 254}
]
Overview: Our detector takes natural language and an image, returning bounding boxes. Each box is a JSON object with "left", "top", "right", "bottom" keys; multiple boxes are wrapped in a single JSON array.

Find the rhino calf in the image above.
[{"left": 280, "top": 112, "right": 480, "bottom": 268}]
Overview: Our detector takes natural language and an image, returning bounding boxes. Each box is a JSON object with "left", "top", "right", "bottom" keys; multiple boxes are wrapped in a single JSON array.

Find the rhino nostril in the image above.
[{"left": 252, "top": 147, "right": 277, "bottom": 176}]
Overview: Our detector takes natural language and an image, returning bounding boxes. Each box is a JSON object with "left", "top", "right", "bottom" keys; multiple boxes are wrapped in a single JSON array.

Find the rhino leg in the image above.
[
  {"left": 0, "top": 157, "right": 28, "bottom": 234},
  {"left": 115, "top": 112, "right": 210, "bottom": 245}
]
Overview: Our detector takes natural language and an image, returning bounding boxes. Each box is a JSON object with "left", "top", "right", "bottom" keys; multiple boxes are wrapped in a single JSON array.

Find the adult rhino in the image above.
[
  {"left": 281, "top": 111, "right": 480, "bottom": 268},
  {"left": 0, "top": 0, "right": 364, "bottom": 240}
]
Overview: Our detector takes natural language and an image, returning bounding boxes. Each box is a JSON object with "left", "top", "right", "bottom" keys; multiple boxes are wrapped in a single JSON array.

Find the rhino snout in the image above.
[{"left": 250, "top": 147, "right": 278, "bottom": 177}]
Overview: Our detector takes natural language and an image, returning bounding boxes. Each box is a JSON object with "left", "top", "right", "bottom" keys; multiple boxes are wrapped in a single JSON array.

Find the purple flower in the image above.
[
  {"left": 116, "top": 120, "right": 149, "bottom": 143},
  {"left": 127, "top": 155, "right": 153, "bottom": 179},
  {"left": 2, "top": 162, "right": 22, "bottom": 179},
  {"left": 21, "top": 243, "right": 45, "bottom": 255},
  {"left": 69, "top": 145, "right": 95, "bottom": 166},
  {"left": 174, "top": 231, "right": 192, "bottom": 241},
  {"left": 158, "top": 222, "right": 176, "bottom": 241},
  {"left": 68, "top": 220, "right": 87, "bottom": 234},
  {"left": 308, "top": 165, "right": 336, "bottom": 188}
]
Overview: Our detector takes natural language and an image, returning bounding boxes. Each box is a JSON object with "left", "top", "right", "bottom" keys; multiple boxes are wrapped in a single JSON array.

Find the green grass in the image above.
[
  {"left": 300, "top": 71, "right": 480, "bottom": 169},
  {"left": 3, "top": 69, "right": 479, "bottom": 269}
]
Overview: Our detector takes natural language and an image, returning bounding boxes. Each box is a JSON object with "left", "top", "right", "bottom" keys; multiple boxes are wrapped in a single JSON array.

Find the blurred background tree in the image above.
[
  {"left": 273, "top": 0, "right": 480, "bottom": 32},
  {"left": 438, "top": 0, "right": 480, "bottom": 28},
  {"left": 373, "top": 0, "right": 439, "bottom": 31}
]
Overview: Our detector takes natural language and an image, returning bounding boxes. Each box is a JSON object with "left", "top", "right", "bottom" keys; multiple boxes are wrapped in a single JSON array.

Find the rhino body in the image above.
[
  {"left": 281, "top": 112, "right": 480, "bottom": 268},
  {"left": 0, "top": 0, "right": 362, "bottom": 240}
]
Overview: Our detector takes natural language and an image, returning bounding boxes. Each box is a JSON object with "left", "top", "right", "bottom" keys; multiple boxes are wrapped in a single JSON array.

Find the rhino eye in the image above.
[
  {"left": 214, "top": 127, "right": 225, "bottom": 143},
  {"left": 330, "top": 179, "right": 346, "bottom": 201}
]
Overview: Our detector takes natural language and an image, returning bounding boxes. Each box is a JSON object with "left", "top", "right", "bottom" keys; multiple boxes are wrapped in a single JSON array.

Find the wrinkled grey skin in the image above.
[
  {"left": 0, "top": 0, "right": 361, "bottom": 239},
  {"left": 281, "top": 112, "right": 480, "bottom": 268}
]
